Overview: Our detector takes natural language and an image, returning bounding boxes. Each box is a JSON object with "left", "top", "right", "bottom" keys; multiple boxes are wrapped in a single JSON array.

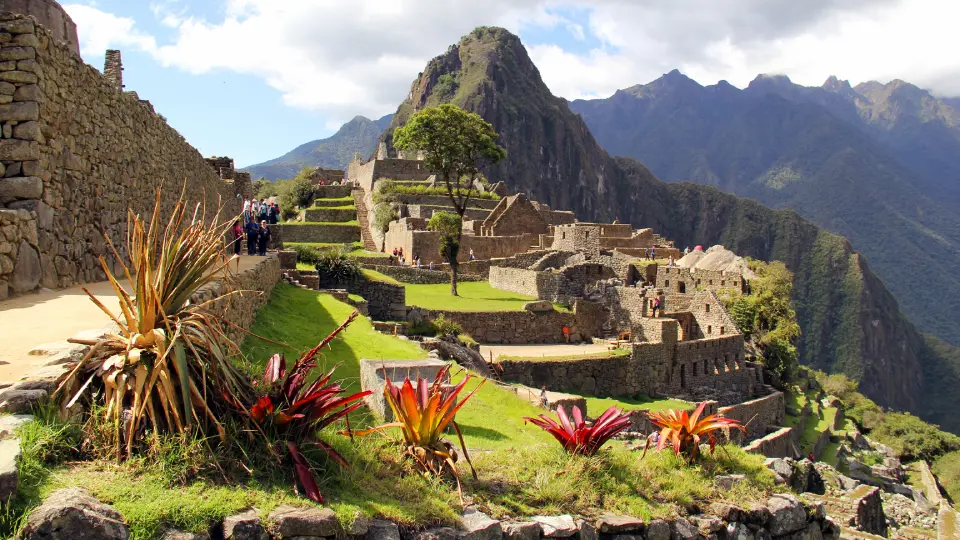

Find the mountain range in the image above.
[
  {"left": 242, "top": 113, "right": 393, "bottom": 180},
  {"left": 568, "top": 72, "right": 960, "bottom": 349},
  {"left": 248, "top": 26, "right": 960, "bottom": 433}
]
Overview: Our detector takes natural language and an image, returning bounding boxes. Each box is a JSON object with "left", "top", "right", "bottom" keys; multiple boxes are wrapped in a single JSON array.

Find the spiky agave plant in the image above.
[
  {"left": 524, "top": 405, "right": 632, "bottom": 456},
  {"left": 57, "top": 187, "right": 254, "bottom": 458},
  {"left": 643, "top": 401, "right": 746, "bottom": 461},
  {"left": 249, "top": 310, "right": 371, "bottom": 503},
  {"left": 356, "top": 365, "right": 484, "bottom": 500}
]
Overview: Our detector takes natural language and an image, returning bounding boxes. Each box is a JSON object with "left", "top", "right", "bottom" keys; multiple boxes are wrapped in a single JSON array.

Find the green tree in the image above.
[
  {"left": 393, "top": 104, "right": 506, "bottom": 295},
  {"left": 427, "top": 212, "right": 462, "bottom": 295},
  {"left": 720, "top": 260, "right": 801, "bottom": 378}
]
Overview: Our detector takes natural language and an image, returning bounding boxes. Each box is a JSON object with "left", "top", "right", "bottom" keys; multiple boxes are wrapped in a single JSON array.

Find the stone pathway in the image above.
[{"left": 0, "top": 255, "right": 263, "bottom": 385}]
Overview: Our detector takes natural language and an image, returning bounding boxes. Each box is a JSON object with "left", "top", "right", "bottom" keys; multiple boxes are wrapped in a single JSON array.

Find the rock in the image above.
[
  {"left": 709, "top": 503, "right": 745, "bottom": 523},
  {"left": 366, "top": 520, "right": 401, "bottom": 540},
  {"left": 669, "top": 518, "right": 700, "bottom": 540},
  {"left": 268, "top": 505, "right": 339, "bottom": 538},
  {"left": 596, "top": 513, "right": 644, "bottom": 533},
  {"left": 522, "top": 301, "right": 554, "bottom": 313},
  {"left": 0, "top": 388, "right": 47, "bottom": 413},
  {"left": 819, "top": 518, "right": 840, "bottom": 540},
  {"left": 853, "top": 486, "right": 887, "bottom": 536},
  {"left": 222, "top": 510, "right": 268, "bottom": 540},
  {"left": 0, "top": 413, "right": 31, "bottom": 438},
  {"left": 0, "top": 139, "right": 38, "bottom": 160},
  {"left": 0, "top": 176, "right": 42, "bottom": 199},
  {"left": 162, "top": 530, "right": 209, "bottom": 539},
  {"left": 20, "top": 487, "right": 130, "bottom": 539},
  {"left": 726, "top": 523, "right": 754, "bottom": 540},
  {"left": 532, "top": 515, "right": 577, "bottom": 537},
  {"left": 764, "top": 458, "right": 792, "bottom": 483},
  {"left": 645, "top": 519, "right": 671, "bottom": 540},
  {"left": 0, "top": 100, "right": 37, "bottom": 121},
  {"left": 807, "top": 501, "right": 826, "bottom": 521},
  {"left": 13, "top": 83, "right": 40, "bottom": 102},
  {"left": 13, "top": 121, "right": 43, "bottom": 142},
  {"left": 408, "top": 527, "right": 459, "bottom": 540},
  {"left": 782, "top": 522, "right": 822, "bottom": 540},
  {"left": 693, "top": 516, "right": 723, "bottom": 535},
  {"left": 502, "top": 522, "right": 540, "bottom": 540},
  {"left": 346, "top": 515, "right": 372, "bottom": 536},
  {"left": 459, "top": 508, "right": 501, "bottom": 540},
  {"left": 0, "top": 437, "right": 20, "bottom": 503},
  {"left": 713, "top": 474, "right": 745, "bottom": 491},
  {"left": 12, "top": 240, "right": 41, "bottom": 293},
  {"left": 766, "top": 494, "right": 807, "bottom": 536},
  {"left": 747, "top": 504, "right": 771, "bottom": 526},
  {"left": 576, "top": 519, "right": 597, "bottom": 540}
]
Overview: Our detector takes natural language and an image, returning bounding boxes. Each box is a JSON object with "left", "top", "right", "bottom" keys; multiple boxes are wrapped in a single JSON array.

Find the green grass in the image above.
[
  {"left": 311, "top": 205, "right": 357, "bottom": 211},
  {"left": 580, "top": 394, "right": 692, "bottom": 415},
  {"left": 498, "top": 349, "right": 630, "bottom": 362},
  {"left": 362, "top": 268, "right": 401, "bottom": 284},
  {"left": 286, "top": 242, "right": 389, "bottom": 261},
  {"left": 240, "top": 285, "right": 426, "bottom": 385},
  {"left": 315, "top": 195, "right": 354, "bottom": 202},
  {"left": 348, "top": 293, "right": 365, "bottom": 303},
  {"left": 404, "top": 281, "right": 569, "bottom": 312},
  {"left": 933, "top": 450, "right": 960, "bottom": 502},
  {"left": 284, "top": 220, "right": 360, "bottom": 226}
]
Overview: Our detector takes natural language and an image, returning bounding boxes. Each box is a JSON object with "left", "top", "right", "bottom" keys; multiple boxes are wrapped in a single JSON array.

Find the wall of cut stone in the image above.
[
  {"left": 743, "top": 426, "right": 794, "bottom": 458},
  {"left": 373, "top": 158, "right": 431, "bottom": 181},
  {"left": 191, "top": 254, "right": 281, "bottom": 344},
  {"left": 274, "top": 224, "right": 360, "bottom": 243},
  {"left": 425, "top": 299, "right": 604, "bottom": 344},
  {"left": 361, "top": 264, "right": 482, "bottom": 284},
  {"left": 718, "top": 391, "right": 785, "bottom": 440},
  {"left": 656, "top": 265, "right": 747, "bottom": 295},
  {"left": 0, "top": 0, "right": 77, "bottom": 54},
  {"left": 0, "top": 13, "right": 239, "bottom": 298},
  {"left": 314, "top": 185, "right": 352, "bottom": 199},
  {"left": 384, "top": 227, "right": 536, "bottom": 266},
  {"left": 346, "top": 278, "right": 406, "bottom": 320}
]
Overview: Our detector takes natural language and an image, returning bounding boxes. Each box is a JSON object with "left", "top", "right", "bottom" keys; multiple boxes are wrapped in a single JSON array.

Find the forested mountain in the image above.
[
  {"left": 377, "top": 26, "right": 960, "bottom": 433},
  {"left": 568, "top": 72, "right": 960, "bottom": 347}
]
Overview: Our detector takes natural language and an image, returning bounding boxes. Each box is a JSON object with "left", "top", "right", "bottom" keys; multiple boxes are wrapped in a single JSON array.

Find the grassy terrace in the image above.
[
  {"left": 581, "top": 394, "right": 692, "bottom": 415},
  {"left": 404, "top": 281, "right": 569, "bottom": 312},
  {"left": 498, "top": 349, "right": 632, "bottom": 362},
  {"left": 283, "top": 220, "right": 360, "bottom": 226},
  {"left": 6, "top": 285, "right": 778, "bottom": 537}
]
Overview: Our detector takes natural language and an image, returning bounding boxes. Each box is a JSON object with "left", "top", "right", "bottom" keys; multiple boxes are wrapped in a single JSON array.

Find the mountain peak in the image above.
[
  {"left": 822, "top": 75, "right": 853, "bottom": 93},
  {"left": 748, "top": 73, "right": 794, "bottom": 90}
]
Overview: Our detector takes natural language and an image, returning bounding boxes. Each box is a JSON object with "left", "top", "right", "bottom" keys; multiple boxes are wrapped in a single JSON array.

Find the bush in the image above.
[
  {"left": 869, "top": 412, "right": 960, "bottom": 461},
  {"left": 432, "top": 314, "right": 461, "bottom": 338},
  {"left": 292, "top": 244, "right": 322, "bottom": 266},
  {"left": 315, "top": 247, "right": 361, "bottom": 286},
  {"left": 375, "top": 182, "right": 500, "bottom": 201},
  {"left": 373, "top": 202, "right": 398, "bottom": 233}
]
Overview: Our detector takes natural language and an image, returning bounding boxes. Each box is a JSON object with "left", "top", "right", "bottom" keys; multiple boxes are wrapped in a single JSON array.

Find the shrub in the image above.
[
  {"left": 644, "top": 402, "right": 745, "bottom": 462},
  {"left": 292, "top": 244, "right": 322, "bottom": 266},
  {"left": 315, "top": 247, "right": 361, "bottom": 286},
  {"left": 431, "top": 314, "right": 461, "bottom": 338},
  {"left": 357, "top": 365, "right": 484, "bottom": 500},
  {"left": 373, "top": 202, "right": 398, "bottom": 233},
  {"left": 57, "top": 188, "right": 254, "bottom": 458},
  {"left": 375, "top": 182, "right": 501, "bottom": 201},
  {"left": 524, "top": 405, "right": 631, "bottom": 456},
  {"left": 248, "top": 311, "right": 369, "bottom": 503},
  {"left": 869, "top": 412, "right": 960, "bottom": 461}
]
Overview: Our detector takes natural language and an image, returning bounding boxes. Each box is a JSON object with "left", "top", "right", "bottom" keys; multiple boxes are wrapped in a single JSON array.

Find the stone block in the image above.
[
  {"left": 0, "top": 46, "right": 35, "bottom": 61},
  {"left": 645, "top": 519, "right": 671, "bottom": 540},
  {"left": 366, "top": 519, "right": 401, "bottom": 540},
  {"left": 531, "top": 515, "right": 577, "bottom": 538},
  {"left": 596, "top": 514, "right": 644, "bottom": 534},
  {"left": 13, "top": 120, "right": 42, "bottom": 142},
  {"left": 0, "top": 139, "right": 37, "bottom": 160},
  {"left": 459, "top": 508, "right": 501, "bottom": 540},
  {"left": 0, "top": 387, "right": 46, "bottom": 413},
  {"left": 223, "top": 510, "right": 268, "bottom": 540},
  {"left": 0, "top": 437, "right": 20, "bottom": 503},
  {"left": 0, "top": 20, "right": 35, "bottom": 34},
  {"left": 0, "top": 100, "right": 37, "bottom": 121},
  {"left": 12, "top": 240, "right": 40, "bottom": 292},
  {"left": 268, "top": 505, "right": 339, "bottom": 538},
  {"left": 502, "top": 522, "right": 540, "bottom": 540},
  {"left": 669, "top": 518, "right": 699, "bottom": 540},
  {"left": 523, "top": 300, "right": 554, "bottom": 313},
  {"left": 360, "top": 358, "right": 449, "bottom": 420},
  {"left": 766, "top": 494, "right": 807, "bottom": 536},
  {"left": 20, "top": 488, "right": 130, "bottom": 540},
  {"left": 0, "top": 70, "right": 37, "bottom": 84},
  {"left": 162, "top": 530, "right": 209, "bottom": 540},
  {"left": 0, "top": 413, "right": 32, "bottom": 438},
  {"left": 0, "top": 176, "right": 42, "bottom": 199}
]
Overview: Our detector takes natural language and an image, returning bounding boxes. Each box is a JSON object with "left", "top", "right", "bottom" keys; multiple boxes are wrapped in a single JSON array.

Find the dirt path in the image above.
[{"left": 0, "top": 254, "right": 264, "bottom": 384}]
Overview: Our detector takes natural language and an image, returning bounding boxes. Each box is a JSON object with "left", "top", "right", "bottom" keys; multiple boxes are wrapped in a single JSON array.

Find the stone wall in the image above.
[
  {"left": 0, "top": 13, "right": 239, "bottom": 297},
  {"left": 481, "top": 193, "right": 548, "bottom": 237},
  {"left": 552, "top": 224, "right": 600, "bottom": 256},
  {"left": 490, "top": 263, "right": 616, "bottom": 304},
  {"left": 384, "top": 225, "right": 536, "bottom": 266},
  {"left": 361, "top": 264, "right": 482, "bottom": 284},
  {"left": 314, "top": 185, "right": 352, "bottom": 199},
  {"left": 0, "top": 0, "right": 77, "bottom": 54},
  {"left": 274, "top": 224, "right": 360, "bottom": 243},
  {"left": 345, "top": 277, "right": 406, "bottom": 321},
  {"left": 656, "top": 265, "right": 747, "bottom": 295},
  {"left": 744, "top": 427, "right": 795, "bottom": 458},
  {"left": 718, "top": 391, "right": 785, "bottom": 441},
  {"left": 407, "top": 204, "right": 489, "bottom": 221},
  {"left": 425, "top": 299, "right": 604, "bottom": 344},
  {"left": 190, "top": 254, "right": 281, "bottom": 343}
]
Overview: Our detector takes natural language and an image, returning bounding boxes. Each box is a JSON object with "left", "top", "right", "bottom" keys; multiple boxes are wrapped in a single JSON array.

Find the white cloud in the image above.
[{"left": 63, "top": 0, "right": 960, "bottom": 127}]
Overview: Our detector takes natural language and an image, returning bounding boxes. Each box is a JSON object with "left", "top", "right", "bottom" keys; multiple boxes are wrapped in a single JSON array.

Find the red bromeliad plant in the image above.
[
  {"left": 524, "top": 405, "right": 632, "bottom": 456},
  {"left": 356, "top": 365, "right": 484, "bottom": 500},
  {"left": 643, "top": 401, "right": 746, "bottom": 461},
  {"left": 249, "top": 310, "right": 371, "bottom": 503}
]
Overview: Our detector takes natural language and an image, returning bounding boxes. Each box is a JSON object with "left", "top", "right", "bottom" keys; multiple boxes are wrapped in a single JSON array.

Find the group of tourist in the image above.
[
  {"left": 232, "top": 197, "right": 277, "bottom": 257},
  {"left": 644, "top": 246, "right": 657, "bottom": 260}
]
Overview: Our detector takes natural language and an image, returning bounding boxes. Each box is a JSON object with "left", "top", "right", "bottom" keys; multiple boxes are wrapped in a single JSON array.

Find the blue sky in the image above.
[{"left": 62, "top": 0, "right": 960, "bottom": 169}]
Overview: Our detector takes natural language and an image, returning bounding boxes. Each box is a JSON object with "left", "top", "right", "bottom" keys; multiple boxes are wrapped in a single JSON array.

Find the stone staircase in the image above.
[
  {"left": 354, "top": 188, "right": 379, "bottom": 252},
  {"left": 281, "top": 270, "right": 368, "bottom": 314}
]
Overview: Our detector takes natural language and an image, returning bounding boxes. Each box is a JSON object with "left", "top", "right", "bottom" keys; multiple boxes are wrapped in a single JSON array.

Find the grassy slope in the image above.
[{"left": 404, "top": 281, "right": 568, "bottom": 312}]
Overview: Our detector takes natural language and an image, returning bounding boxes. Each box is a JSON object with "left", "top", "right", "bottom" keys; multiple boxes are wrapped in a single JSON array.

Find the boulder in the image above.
[
  {"left": 645, "top": 519, "right": 671, "bottom": 540},
  {"left": 576, "top": 519, "right": 597, "bottom": 540},
  {"left": 268, "top": 505, "right": 339, "bottom": 538},
  {"left": 766, "top": 494, "right": 807, "bottom": 536},
  {"left": 11, "top": 240, "right": 40, "bottom": 293},
  {"left": 365, "top": 519, "right": 401, "bottom": 540},
  {"left": 708, "top": 503, "right": 745, "bottom": 523},
  {"left": 0, "top": 437, "right": 20, "bottom": 503},
  {"left": 407, "top": 527, "right": 459, "bottom": 540},
  {"left": 459, "top": 508, "right": 501, "bottom": 540},
  {"left": 853, "top": 486, "right": 887, "bottom": 536},
  {"left": 693, "top": 516, "right": 723, "bottom": 535},
  {"left": 669, "top": 518, "right": 700, "bottom": 540},
  {"left": 747, "top": 504, "right": 772, "bottom": 526},
  {"left": 714, "top": 474, "right": 745, "bottom": 491},
  {"left": 0, "top": 413, "right": 31, "bottom": 438},
  {"left": 0, "top": 388, "right": 47, "bottom": 413},
  {"left": 764, "top": 458, "right": 793, "bottom": 484},
  {"left": 522, "top": 301, "right": 554, "bottom": 313},
  {"left": 161, "top": 530, "right": 209, "bottom": 539},
  {"left": 725, "top": 523, "right": 754, "bottom": 540},
  {"left": 346, "top": 515, "right": 372, "bottom": 536},
  {"left": 502, "top": 522, "right": 540, "bottom": 540},
  {"left": 20, "top": 488, "right": 130, "bottom": 540},
  {"left": 781, "top": 522, "right": 822, "bottom": 540},
  {"left": 532, "top": 515, "right": 577, "bottom": 537},
  {"left": 222, "top": 510, "right": 269, "bottom": 540},
  {"left": 596, "top": 514, "right": 644, "bottom": 534}
]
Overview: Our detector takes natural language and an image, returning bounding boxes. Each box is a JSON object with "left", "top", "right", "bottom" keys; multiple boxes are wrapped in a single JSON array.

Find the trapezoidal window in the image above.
[
  {"left": 707, "top": 325, "right": 712, "bottom": 334},
  {"left": 705, "top": 304, "right": 710, "bottom": 312},
  {"left": 678, "top": 282, "right": 686, "bottom": 293},
  {"left": 720, "top": 326, "right": 725, "bottom": 335},
  {"left": 561, "top": 232, "right": 566, "bottom": 239},
  {"left": 665, "top": 279, "right": 670, "bottom": 287}
]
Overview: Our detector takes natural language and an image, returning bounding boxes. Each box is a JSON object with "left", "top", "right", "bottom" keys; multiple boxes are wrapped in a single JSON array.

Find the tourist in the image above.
[
  {"left": 651, "top": 246, "right": 656, "bottom": 260},
  {"left": 232, "top": 219, "right": 243, "bottom": 256},
  {"left": 683, "top": 246, "right": 690, "bottom": 255},
  {"left": 416, "top": 256, "right": 421, "bottom": 269},
  {"left": 251, "top": 198, "right": 259, "bottom": 218},
  {"left": 258, "top": 220, "right": 271, "bottom": 256},
  {"left": 668, "top": 256, "right": 675, "bottom": 267},
  {"left": 562, "top": 325, "right": 571, "bottom": 344},
  {"left": 392, "top": 247, "right": 398, "bottom": 258},
  {"left": 243, "top": 198, "right": 252, "bottom": 224},
  {"left": 258, "top": 199, "right": 268, "bottom": 223},
  {"left": 245, "top": 219, "right": 260, "bottom": 255},
  {"left": 645, "top": 247, "right": 651, "bottom": 260},
  {"left": 651, "top": 431, "right": 660, "bottom": 447},
  {"left": 652, "top": 297, "right": 661, "bottom": 317},
  {"left": 268, "top": 202, "right": 279, "bottom": 224},
  {"left": 428, "top": 261, "right": 434, "bottom": 270},
  {"left": 539, "top": 386, "right": 549, "bottom": 408},
  {"left": 400, "top": 255, "right": 406, "bottom": 266},
  {"left": 469, "top": 248, "right": 475, "bottom": 261}
]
